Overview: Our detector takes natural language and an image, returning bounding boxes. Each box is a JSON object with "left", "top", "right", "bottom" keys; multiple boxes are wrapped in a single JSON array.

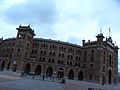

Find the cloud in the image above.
[
  {"left": 67, "top": 36, "right": 82, "bottom": 45},
  {"left": 1, "top": 0, "right": 58, "bottom": 25}
]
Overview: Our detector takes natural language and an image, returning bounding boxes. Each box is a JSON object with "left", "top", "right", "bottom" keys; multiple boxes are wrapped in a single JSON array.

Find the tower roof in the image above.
[
  {"left": 96, "top": 33, "right": 105, "bottom": 38},
  {"left": 16, "top": 25, "right": 36, "bottom": 36}
]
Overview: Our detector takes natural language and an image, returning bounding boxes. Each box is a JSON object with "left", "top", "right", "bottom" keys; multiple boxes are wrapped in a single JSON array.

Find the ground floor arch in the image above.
[
  {"left": 57, "top": 68, "right": 64, "bottom": 78},
  {"left": 0, "top": 61, "right": 5, "bottom": 71},
  {"left": 24, "top": 63, "right": 31, "bottom": 74},
  {"left": 78, "top": 71, "right": 83, "bottom": 80},
  {"left": 108, "top": 69, "right": 112, "bottom": 84},
  {"left": 12, "top": 64, "right": 17, "bottom": 72},
  {"left": 68, "top": 69, "right": 74, "bottom": 80},
  {"left": 7, "top": 61, "right": 11, "bottom": 70},
  {"left": 46, "top": 66, "right": 53, "bottom": 77},
  {"left": 35, "top": 65, "right": 41, "bottom": 75}
]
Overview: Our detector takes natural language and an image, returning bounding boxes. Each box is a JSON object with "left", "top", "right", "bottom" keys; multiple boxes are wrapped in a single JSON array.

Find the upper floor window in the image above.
[
  {"left": 89, "top": 74, "right": 93, "bottom": 80},
  {"left": 90, "top": 63, "right": 94, "bottom": 68},
  {"left": 85, "top": 50, "right": 87, "bottom": 54},
  {"left": 91, "top": 50, "right": 94, "bottom": 54},
  {"left": 109, "top": 54, "right": 112, "bottom": 65},
  {"left": 17, "top": 48, "right": 20, "bottom": 53},
  {"left": 91, "top": 57, "right": 94, "bottom": 62}
]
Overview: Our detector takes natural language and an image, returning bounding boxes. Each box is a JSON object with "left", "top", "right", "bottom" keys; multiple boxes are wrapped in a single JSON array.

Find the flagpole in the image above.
[{"left": 109, "top": 26, "right": 111, "bottom": 37}]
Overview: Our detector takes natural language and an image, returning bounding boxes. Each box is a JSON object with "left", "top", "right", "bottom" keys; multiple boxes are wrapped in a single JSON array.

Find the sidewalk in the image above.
[{"left": 0, "top": 70, "right": 120, "bottom": 90}]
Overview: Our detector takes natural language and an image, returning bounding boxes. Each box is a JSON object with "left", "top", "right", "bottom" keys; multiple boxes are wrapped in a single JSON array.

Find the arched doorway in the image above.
[
  {"left": 7, "top": 61, "right": 11, "bottom": 70},
  {"left": 108, "top": 69, "right": 112, "bottom": 84},
  {"left": 102, "top": 75, "right": 105, "bottom": 84},
  {"left": 0, "top": 61, "right": 5, "bottom": 71},
  {"left": 24, "top": 63, "right": 31, "bottom": 74},
  {"left": 46, "top": 66, "right": 53, "bottom": 77},
  {"left": 68, "top": 69, "right": 74, "bottom": 80},
  {"left": 35, "top": 65, "right": 41, "bottom": 75},
  {"left": 57, "top": 68, "right": 64, "bottom": 78},
  {"left": 13, "top": 64, "right": 17, "bottom": 72},
  {"left": 78, "top": 71, "right": 83, "bottom": 80}
]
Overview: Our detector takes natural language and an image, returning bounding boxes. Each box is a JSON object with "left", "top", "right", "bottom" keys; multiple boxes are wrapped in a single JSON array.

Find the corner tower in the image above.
[{"left": 12, "top": 25, "right": 35, "bottom": 71}]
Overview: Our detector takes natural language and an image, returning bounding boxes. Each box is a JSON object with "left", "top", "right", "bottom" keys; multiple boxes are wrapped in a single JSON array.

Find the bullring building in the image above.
[{"left": 0, "top": 25, "right": 119, "bottom": 84}]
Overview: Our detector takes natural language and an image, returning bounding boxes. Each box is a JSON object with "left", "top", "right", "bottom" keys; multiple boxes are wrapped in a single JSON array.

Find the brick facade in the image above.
[{"left": 0, "top": 25, "right": 119, "bottom": 84}]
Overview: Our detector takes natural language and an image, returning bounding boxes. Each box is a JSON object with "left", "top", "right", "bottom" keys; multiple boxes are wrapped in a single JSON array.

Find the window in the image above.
[
  {"left": 67, "top": 61, "right": 69, "bottom": 65},
  {"left": 103, "top": 66, "right": 105, "bottom": 71},
  {"left": 35, "top": 50, "right": 37, "bottom": 54},
  {"left": 53, "top": 52, "right": 55, "bottom": 56},
  {"left": 76, "top": 56, "right": 78, "bottom": 60},
  {"left": 90, "top": 63, "right": 93, "bottom": 67},
  {"left": 44, "top": 51, "right": 46, "bottom": 55},
  {"left": 31, "top": 49, "right": 34, "bottom": 54},
  {"left": 11, "top": 48, "right": 13, "bottom": 53},
  {"left": 17, "top": 48, "right": 20, "bottom": 53},
  {"left": 58, "top": 60, "right": 60, "bottom": 63},
  {"left": 109, "top": 54, "right": 112, "bottom": 65},
  {"left": 90, "top": 74, "right": 93, "bottom": 79},
  {"left": 83, "top": 63, "right": 86, "bottom": 67},
  {"left": 49, "top": 52, "right": 52, "bottom": 55},
  {"left": 78, "top": 57, "right": 80, "bottom": 61},
  {"left": 71, "top": 55, "right": 73, "bottom": 59},
  {"left": 48, "top": 58, "right": 51, "bottom": 62},
  {"left": 68, "top": 55, "right": 70, "bottom": 59},
  {"left": 25, "top": 52, "right": 27, "bottom": 56},
  {"left": 91, "top": 50, "right": 94, "bottom": 54},
  {"left": 91, "top": 57, "right": 93, "bottom": 62},
  {"left": 61, "top": 60, "right": 63, "bottom": 64},
  {"left": 52, "top": 59, "right": 54, "bottom": 63},
  {"left": 43, "top": 57, "right": 45, "bottom": 61},
  {"left": 75, "top": 63, "right": 77, "bottom": 66},
  {"left": 39, "top": 57, "right": 41, "bottom": 61},
  {"left": 103, "top": 57, "right": 105, "bottom": 63},
  {"left": 70, "top": 62, "right": 72, "bottom": 65},
  {"left": 9, "top": 54, "right": 12, "bottom": 58},
  {"left": 59, "top": 53, "right": 61, "bottom": 57}
]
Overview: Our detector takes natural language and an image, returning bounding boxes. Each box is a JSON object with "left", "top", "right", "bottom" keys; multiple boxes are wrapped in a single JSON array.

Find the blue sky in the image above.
[{"left": 0, "top": 0, "right": 120, "bottom": 71}]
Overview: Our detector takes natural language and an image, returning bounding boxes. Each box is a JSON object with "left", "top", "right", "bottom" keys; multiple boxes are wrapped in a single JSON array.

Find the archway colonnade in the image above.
[{"left": 24, "top": 63, "right": 84, "bottom": 81}]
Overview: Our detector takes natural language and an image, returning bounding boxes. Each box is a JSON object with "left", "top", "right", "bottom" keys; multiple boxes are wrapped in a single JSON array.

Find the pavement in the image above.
[{"left": 0, "top": 70, "right": 120, "bottom": 90}]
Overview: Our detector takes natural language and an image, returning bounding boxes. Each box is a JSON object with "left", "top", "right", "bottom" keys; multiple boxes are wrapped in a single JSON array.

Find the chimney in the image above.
[{"left": 82, "top": 39, "right": 85, "bottom": 46}]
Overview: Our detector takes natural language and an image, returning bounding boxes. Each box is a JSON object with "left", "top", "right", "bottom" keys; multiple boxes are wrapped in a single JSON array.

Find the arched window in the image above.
[
  {"left": 75, "top": 63, "right": 77, "bottom": 66},
  {"left": 68, "top": 55, "right": 70, "bottom": 59},
  {"left": 39, "top": 57, "right": 41, "bottom": 61},
  {"left": 53, "top": 52, "right": 55, "bottom": 56},
  {"left": 44, "top": 51, "right": 46, "bottom": 55},
  {"left": 43, "top": 57, "right": 45, "bottom": 61},
  {"left": 59, "top": 53, "right": 61, "bottom": 57},
  {"left": 49, "top": 52, "right": 52, "bottom": 56},
  {"left": 71, "top": 55, "right": 73, "bottom": 59},
  {"left": 62, "top": 54, "right": 64, "bottom": 57},
  {"left": 67, "top": 61, "right": 69, "bottom": 65},
  {"left": 52, "top": 59, "right": 54, "bottom": 63},
  {"left": 61, "top": 60, "right": 63, "bottom": 64},
  {"left": 48, "top": 58, "right": 51, "bottom": 62}
]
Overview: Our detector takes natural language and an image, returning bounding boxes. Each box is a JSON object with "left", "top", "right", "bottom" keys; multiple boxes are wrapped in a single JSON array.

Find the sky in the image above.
[{"left": 0, "top": 0, "right": 120, "bottom": 71}]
